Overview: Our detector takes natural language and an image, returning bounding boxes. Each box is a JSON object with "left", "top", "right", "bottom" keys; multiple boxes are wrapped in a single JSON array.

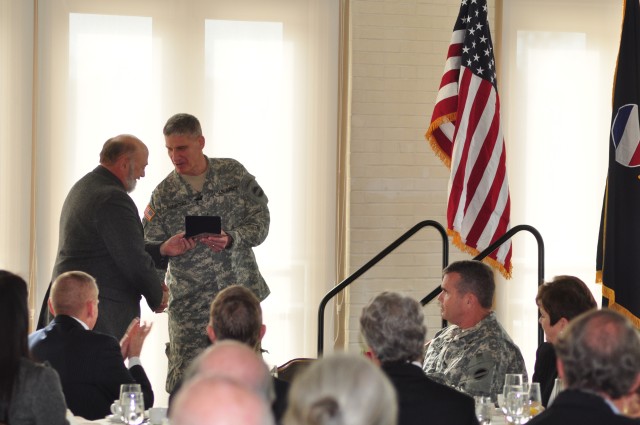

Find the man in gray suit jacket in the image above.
[{"left": 38, "top": 134, "right": 195, "bottom": 339}]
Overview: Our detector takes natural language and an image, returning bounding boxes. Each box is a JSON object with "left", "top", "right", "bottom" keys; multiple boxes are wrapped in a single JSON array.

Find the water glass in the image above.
[
  {"left": 120, "top": 391, "right": 145, "bottom": 425},
  {"left": 527, "top": 382, "right": 544, "bottom": 418},
  {"left": 505, "top": 390, "right": 528, "bottom": 424},
  {"left": 474, "top": 395, "right": 493, "bottom": 425},
  {"left": 548, "top": 378, "right": 564, "bottom": 406},
  {"left": 504, "top": 374, "right": 524, "bottom": 391},
  {"left": 120, "top": 383, "right": 142, "bottom": 396}
]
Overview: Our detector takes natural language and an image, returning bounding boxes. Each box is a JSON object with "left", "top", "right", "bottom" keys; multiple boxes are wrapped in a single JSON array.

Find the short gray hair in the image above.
[
  {"left": 555, "top": 308, "right": 640, "bottom": 398},
  {"left": 99, "top": 134, "right": 143, "bottom": 165},
  {"left": 283, "top": 353, "right": 397, "bottom": 425},
  {"left": 360, "top": 292, "right": 425, "bottom": 363},
  {"left": 163, "top": 113, "right": 202, "bottom": 137}
]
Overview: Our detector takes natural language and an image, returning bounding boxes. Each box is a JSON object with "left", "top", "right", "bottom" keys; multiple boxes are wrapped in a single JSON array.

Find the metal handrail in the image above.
[
  {"left": 420, "top": 224, "right": 545, "bottom": 346},
  {"left": 317, "top": 220, "right": 449, "bottom": 356},
  {"left": 476, "top": 225, "right": 545, "bottom": 346}
]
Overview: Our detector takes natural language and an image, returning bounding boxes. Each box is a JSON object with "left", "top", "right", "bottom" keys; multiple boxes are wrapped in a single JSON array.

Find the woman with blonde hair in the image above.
[{"left": 283, "top": 353, "right": 397, "bottom": 425}]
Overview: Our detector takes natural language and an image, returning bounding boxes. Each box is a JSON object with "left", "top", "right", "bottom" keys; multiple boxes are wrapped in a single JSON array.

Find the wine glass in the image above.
[
  {"left": 527, "top": 382, "right": 544, "bottom": 418},
  {"left": 120, "top": 390, "right": 145, "bottom": 425},
  {"left": 548, "top": 378, "right": 564, "bottom": 406},
  {"left": 505, "top": 389, "right": 527, "bottom": 424},
  {"left": 504, "top": 374, "right": 524, "bottom": 391},
  {"left": 120, "top": 383, "right": 142, "bottom": 396},
  {"left": 474, "top": 395, "right": 493, "bottom": 425},
  {"left": 501, "top": 374, "right": 524, "bottom": 415}
]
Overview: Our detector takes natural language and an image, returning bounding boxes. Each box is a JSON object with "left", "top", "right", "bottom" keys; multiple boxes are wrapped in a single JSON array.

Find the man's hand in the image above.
[
  {"left": 154, "top": 283, "right": 169, "bottom": 313},
  {"left": 120, "top": 318, "right": 153, "bottom": 360},
  {"left": 198, "top": 230, "right": 232, "bottom": 253},
  {"left": 160, "top": 232, "right": 196, "bottom": 257}
]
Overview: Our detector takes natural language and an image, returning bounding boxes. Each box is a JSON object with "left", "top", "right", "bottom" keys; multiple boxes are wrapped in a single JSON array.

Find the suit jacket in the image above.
[
  {"left": 382, "top": 362, "right": 479, "bottom": 425},
  {"left": 28, "top": 315, "right": 154, "bottom": 420},
  {"left": 527, "top": 389, "right": 640, "bottom": 425},
  {"left": 532, "top": 342, "right": 557, "bottom": 407},
  {"left": 38, "top": 165, "right": 166, "bottom": 339},
  {"left": 272, "top": 376, "right": 289, "bottom": 424}
]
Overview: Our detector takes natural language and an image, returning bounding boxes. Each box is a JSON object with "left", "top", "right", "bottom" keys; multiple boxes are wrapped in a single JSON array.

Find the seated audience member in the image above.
[
  {"left": 171, "top": 375, "right": 275, "bottom": 425},
  {"left": 622, "top": 386, "right": 640, "bottom": 418},
  {"left": 422, "top": 260, "right": 527, "bottom": 398},
  {"left": 532, "top": 275, "right": 597, "bottom": 406},
  {"left": 208, "top": 285, "right": 288, "bottom": 421},
  {"left": 283, "top": 353, "right": 397, "bottom": 425},
  {"left": 182, "top": 340, "right": 275, "bottom": 406},
  {"left": 170, "top": 284, "right": 288, "bottom": 422},
  {"left": 527, "top": 309, "right": 640, "bottom": 425},
  {"left": 0, "top": 270, "right": 69, "bottom": 425},
  {"left": 361, "top": 291, "right": 478, "bottom": 425},
  {"left": 29, "top": 271, "right": 153, "bottom": 420}
]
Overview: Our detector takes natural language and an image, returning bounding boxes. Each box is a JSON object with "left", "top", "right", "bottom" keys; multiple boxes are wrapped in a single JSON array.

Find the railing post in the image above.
[{"left": 317, "top": 220, "right": 448, "bottom": 356}]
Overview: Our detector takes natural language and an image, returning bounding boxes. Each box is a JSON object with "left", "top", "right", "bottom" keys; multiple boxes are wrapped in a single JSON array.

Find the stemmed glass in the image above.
[
  {"left": 526, "top": 382, "right": 544, "bottom": 418},
  {"left": 119, "top": 383, "right": 144, "bottom": 425},
  {"left": 548, "top": 378, "right": 564, "bottom": 406},
  {"left": 474, "top": 396, "right": 493, "bottom": 425},
  {"left": 505, "top": 388, "right": 528, "bottom": 424},
  {"left": 500, "top": 374, "right": 524, "bottom": 414},
  {"left": 120, "top": 390, "right": 145, "bottom": 425}
]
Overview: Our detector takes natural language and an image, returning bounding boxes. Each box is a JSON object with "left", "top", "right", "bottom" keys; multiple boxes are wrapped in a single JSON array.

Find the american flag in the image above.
[{"left": 426, "top": 0, "right": 512, "bottom": 277}]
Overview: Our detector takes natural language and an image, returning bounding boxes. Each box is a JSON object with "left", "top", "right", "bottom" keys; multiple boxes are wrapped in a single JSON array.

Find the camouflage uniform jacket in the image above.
[
  {"left": 422, "top": 311, "right": 527, "bottom": 399},
  {"left": 143, "top": 157, "right": 270, "bottom": 392}
]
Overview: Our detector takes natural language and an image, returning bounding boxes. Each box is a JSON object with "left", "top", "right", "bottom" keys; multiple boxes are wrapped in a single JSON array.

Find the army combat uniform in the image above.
[
  {"left": 143, "top": 157, "right": 270, "bottom": 393},
  {"left": 422, "top": 311, "right": 527, "bottom": 399}
]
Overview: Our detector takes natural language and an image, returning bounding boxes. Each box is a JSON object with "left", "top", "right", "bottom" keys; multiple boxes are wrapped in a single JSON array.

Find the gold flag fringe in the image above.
[
  {"left": 597, "top": 280, "right": 640, "bottom": 328},
  {"left": 449, "top": 229, "right": 513, "bottom": 280},
  {"left": 425, "top": 113, "right": 456, "bottom": 169}
]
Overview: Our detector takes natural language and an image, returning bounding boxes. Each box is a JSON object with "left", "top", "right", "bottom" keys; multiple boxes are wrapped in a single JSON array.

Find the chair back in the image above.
[{"left": 276, "top": 357, "right": 316, "bottom": 383}]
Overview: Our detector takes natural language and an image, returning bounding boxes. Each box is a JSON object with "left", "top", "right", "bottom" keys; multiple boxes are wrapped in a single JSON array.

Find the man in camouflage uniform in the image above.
[
  {"left": 423, "top": 260, "right": 527, "bottom": 399},
  {"left": 143, "top": 113, "right": 270, "bottom": 393}
]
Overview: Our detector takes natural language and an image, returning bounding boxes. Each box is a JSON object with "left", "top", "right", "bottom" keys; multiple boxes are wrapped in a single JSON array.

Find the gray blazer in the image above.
[
  {"left": 6, "top": 358, "right": 69, "bottom": 425},
  {"left": 42, "top": 165, "right": 166, "bottom": 339}
]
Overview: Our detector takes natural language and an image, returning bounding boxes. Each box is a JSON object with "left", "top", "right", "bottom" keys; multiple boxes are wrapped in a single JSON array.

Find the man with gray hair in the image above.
[
  {"left": 360, "top": 291, "right": 478, "bottom": 425},
  {"left": 422, "top": 260, "right": 527, "bottom": 398},
  {"left": 143, "top": 113, "right": 270, "bottom": 393},
  {"left": 528, "top": 309, "right": 640, "bottom": 425},
  {"left": 38, "top": 134, "right": 195, "bottom": 339}
]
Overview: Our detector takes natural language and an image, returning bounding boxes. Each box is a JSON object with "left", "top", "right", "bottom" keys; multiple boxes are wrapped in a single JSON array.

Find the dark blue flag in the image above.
[{"left": 596, "top": 0, "right": 640, "bottom": 327}]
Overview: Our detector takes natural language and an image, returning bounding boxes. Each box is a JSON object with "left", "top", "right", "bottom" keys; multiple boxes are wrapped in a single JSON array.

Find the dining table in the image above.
[{"left": 68, "top": 410, "right": 169, "bottom": 425}]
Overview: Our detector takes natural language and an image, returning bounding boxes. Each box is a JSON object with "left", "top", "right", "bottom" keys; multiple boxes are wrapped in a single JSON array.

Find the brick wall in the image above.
[{"left": 347, "top": 0, "right": 496, "bottom": 353}]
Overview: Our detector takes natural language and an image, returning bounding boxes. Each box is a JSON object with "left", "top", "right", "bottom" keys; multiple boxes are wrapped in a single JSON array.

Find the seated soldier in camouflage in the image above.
[{"left": 422, "top": 260, "right": 527, "bottom": 399}]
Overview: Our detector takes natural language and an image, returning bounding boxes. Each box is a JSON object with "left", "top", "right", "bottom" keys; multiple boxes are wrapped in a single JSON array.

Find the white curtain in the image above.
[
  {"left": 496, "top": 0, "right": 620, "bottom": 376},
  {"left": 0, "top": 0, "right": 35, "bottom": 306},
  {"left": 2, "top": 0, "right": 339, "bottom": 406}
]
